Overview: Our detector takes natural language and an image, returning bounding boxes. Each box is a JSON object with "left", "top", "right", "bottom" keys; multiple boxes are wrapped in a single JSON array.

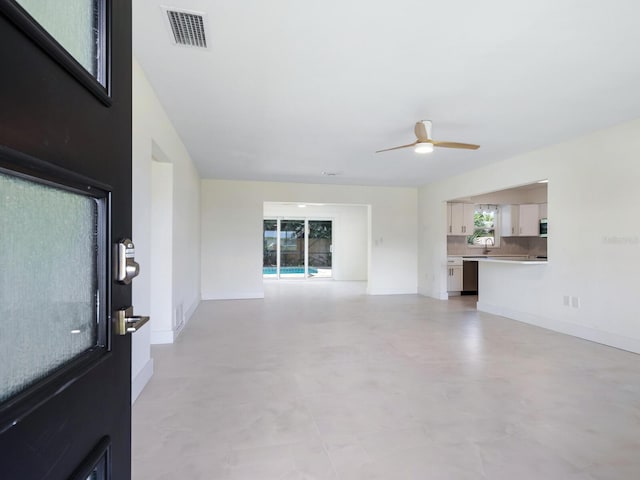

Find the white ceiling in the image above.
[{"left": 133, "top": 0, "right": 640, "bottom": 187}]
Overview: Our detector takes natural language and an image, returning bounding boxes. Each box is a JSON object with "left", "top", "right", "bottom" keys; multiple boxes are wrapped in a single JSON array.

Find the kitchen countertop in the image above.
[
  {"left": 474, "top": 257, "right": 547, "bottom": 265},
  {"left": 448, "top": 255, "right": 548, "bottom": 265}
]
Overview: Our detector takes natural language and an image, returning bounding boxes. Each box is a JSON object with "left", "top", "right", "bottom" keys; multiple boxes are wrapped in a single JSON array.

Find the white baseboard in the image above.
[
  {"left": 150, "top": 329, "right": 175, "bottom": 345},
  {"left": 151, "top": 299, "right": 202, "bottom": 343},
  {"left": 185, "top": 298, "right": 200, "bottom": 322},
  {"left": 174, "top": 322, "right": 185, "bottom": 339},
  {"left": 202, "top": 292, "right": 265, "bottom": 300},
  {"left": 131, "top": 358, "right": 154, "bottom": 404},
  {"left": 477, "top": 301, "right": 640, "bottom": 355},
  {"left": 418, "top": 288, "right": 449, "bottom": 300},
  {"left": 174, "top": 298, "right": 201, "bottom": 340}
]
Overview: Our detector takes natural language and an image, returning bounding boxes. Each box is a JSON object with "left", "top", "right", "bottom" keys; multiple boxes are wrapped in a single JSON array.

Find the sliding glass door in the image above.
[
  {"left": 263, "top": 220, "right": 277, "bottom": 278},
  {"left": 280, "top": 220, "right": 305, "bottom": 278},
  {"left": 308, "top": 220, "right": 332, "bottom": 278},
  {"left": 263, "top": 218, "right": 332, "bottom": 279}
]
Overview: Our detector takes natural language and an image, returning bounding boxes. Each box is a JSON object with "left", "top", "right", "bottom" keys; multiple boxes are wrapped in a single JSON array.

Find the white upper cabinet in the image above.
[
  {"left": 518, "top": 204, "right": 540, "bottom": 236},
  {"left": 539, "top": 203, "right": 548, "bottom": 219},
  {"left": 500, "top": 204, "right": 540, "bottom": 236},
  {"left": 500, "top": 205, "right": 519, "bottom": 237},
  {"left": 447, "top": 203, "right": 475, "bottom": 236},
  {"left": 463, "top": 204, "right": 475, "bottom": 235}
]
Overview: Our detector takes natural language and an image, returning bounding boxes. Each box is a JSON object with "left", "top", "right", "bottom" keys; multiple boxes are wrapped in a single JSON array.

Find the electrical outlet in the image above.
[
  {"left": 563, "top": 295, "right": 570, "bottom": 306},
  {"left": 571, "top": 296, "right": 580, "bottom": 308}
]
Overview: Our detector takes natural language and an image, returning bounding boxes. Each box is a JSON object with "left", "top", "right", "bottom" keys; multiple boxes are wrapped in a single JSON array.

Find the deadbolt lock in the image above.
[{"left": 115, "top": 238, "right": 140, "bottom": 284}]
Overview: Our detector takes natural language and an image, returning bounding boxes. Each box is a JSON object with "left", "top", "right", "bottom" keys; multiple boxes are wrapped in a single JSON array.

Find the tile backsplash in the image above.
[{"left": 447, "top": 236, "right": 547, "bottom": 257}]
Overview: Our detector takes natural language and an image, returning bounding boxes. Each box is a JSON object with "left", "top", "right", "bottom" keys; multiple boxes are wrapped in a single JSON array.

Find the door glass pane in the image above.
[
  {"left": 86, "top": 461, "right": 106, "bottom": 480},
  {"left": 279, "top": 220, "right": 305, "bottom": 278},
  {"left": 72, "top": 438, "right": 110, "bottom": 480},
  {"left": 263, "top": 220, "right": 277, "bottom": 278},
  {"left": 0, "top": 171, "right": 99, "bottom": 403},
  {"left": 15, "top": 0, "right": 104, "bottom": 83},
  {"left": 308, "top": 221, "right": 332, "bottom": 278}
]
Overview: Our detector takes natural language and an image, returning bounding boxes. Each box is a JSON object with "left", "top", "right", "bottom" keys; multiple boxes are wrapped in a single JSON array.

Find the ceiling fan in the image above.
[{"left": 376, "top": 120, "right": 480, "bottom": 154}]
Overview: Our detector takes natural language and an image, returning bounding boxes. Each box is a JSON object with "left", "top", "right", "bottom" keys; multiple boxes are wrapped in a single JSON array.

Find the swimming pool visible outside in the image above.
[{"left": 263, "top": 267, "right": 318, "bottom": 275}]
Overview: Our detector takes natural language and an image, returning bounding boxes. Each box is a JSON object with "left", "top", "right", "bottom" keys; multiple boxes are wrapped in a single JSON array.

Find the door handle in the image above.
[{"left": 114, "top": 307, "right": 150, "bottom": 335}]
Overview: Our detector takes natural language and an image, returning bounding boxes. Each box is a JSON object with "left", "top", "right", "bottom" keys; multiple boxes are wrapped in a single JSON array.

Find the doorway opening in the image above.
[
  {"left": 263, "top": 218, "right": 333, "bottom": 279},
  {"left": 263, "top": 202, "right": 369, "bottom": 287},
  {"left": 149, "top": 149, "right": 174, "bottom": 342}
]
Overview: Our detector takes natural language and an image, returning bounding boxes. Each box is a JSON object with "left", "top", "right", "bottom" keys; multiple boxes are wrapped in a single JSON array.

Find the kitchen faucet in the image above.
[{"left": 483, "top": 237, "right": 495, "bottom": 254}]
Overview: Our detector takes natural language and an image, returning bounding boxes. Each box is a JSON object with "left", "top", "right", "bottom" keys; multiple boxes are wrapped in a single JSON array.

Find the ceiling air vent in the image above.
[{"left": 163, "top": 7, "right": 208, "bottom": 48}]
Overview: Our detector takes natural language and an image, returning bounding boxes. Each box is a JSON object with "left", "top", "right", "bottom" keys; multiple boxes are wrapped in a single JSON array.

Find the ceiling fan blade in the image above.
[
  {"left": 375, "top": 142, "right": 417, "bottom": 153},
  {"left": 414, "top": 122, "right": 429, "bottom": 141},
  {"left": 433, "top": 141, "right": 480, "bottom": 150}
]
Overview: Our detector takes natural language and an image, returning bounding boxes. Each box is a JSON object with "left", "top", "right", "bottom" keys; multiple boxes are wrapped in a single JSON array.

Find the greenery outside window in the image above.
[{"left": 467, "top": 205, "right": 500, "bottom": 247}]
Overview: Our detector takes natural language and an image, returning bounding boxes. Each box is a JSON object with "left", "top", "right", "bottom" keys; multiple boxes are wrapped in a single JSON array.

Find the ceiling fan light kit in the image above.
[
  {"left": 414, "top": 142, "right": 434, "bottom": 154},
  {"left": 376, "top": 120, "right": 480, "bottom": 154}
]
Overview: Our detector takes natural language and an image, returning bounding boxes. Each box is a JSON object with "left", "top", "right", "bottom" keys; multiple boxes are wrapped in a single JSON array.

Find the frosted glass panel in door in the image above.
[
  {"left": 15, "top": 0, "right": 103, "bottom": 81},
  {"left": 0, "top": 171, "right": 99, "bottom": 403}
]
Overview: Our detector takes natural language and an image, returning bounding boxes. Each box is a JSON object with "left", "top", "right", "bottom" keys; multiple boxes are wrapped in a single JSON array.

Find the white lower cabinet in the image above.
[
  {"left": 447, "top": 257, "right": 463, "bottom": 292},
  {"left": 448, "top": 266, "right": 463, "bottom": 291}
]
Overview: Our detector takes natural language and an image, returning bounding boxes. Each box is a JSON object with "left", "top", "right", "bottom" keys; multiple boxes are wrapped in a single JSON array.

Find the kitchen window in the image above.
[{"left": 467, "top": 205, "right": 500, "bottom": 247}]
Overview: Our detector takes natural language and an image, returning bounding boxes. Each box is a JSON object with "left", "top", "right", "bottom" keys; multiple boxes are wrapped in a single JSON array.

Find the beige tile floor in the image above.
[{"left": 132, "top": 281, "right": 640, "bottom": 479}]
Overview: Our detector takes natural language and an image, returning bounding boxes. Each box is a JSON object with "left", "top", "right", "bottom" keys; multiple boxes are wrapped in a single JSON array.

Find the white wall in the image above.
[
  {"left": 131, "top": 59, "right": 202, "bottom": 401},
  {"left": 263, "top": 203, "right": 368, "bottom": 281},
  {"left": 419, "top": 118, "right": 640, "bottom": 353},
  {"left": 456, "top": 184, "right": 548, "bottom": 205},
  {"left": 202, "top": 180, "right": 417, "bottom": 298},
  {"left": 334, "top": 206, "right": 368, "bottom": 280},
  {"left": 149, "top": 160, "right": 173, "bottom": 335}
]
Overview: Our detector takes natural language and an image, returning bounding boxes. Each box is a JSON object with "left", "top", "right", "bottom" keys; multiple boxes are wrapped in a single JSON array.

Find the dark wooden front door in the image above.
[{"left": 0, "top": 1, "right": 133, "bottom": 478}]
